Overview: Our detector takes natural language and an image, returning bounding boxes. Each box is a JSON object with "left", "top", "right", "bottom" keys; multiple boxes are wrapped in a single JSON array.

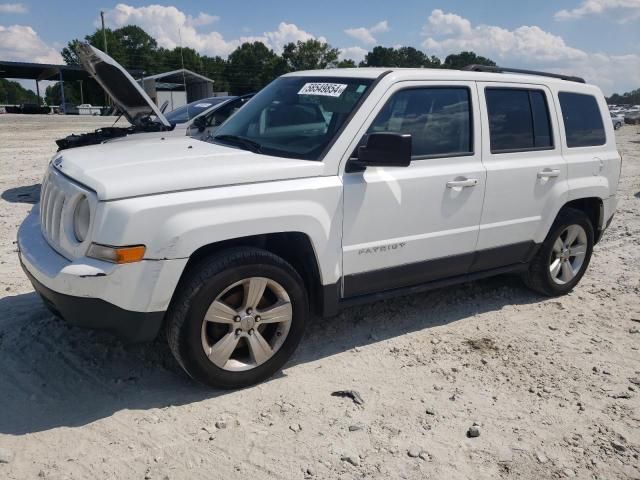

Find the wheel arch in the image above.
[
  {"left": 173, "top": 232, "right": 327, "bottom": 315},
  {"left": 559, "top": 197, "right": 604, "bottom": 243}
]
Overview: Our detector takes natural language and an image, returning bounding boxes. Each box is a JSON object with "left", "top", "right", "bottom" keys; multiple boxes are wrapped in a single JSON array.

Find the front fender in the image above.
[{"left": 92, "top": 177, "right": 344, "bottom": 285}]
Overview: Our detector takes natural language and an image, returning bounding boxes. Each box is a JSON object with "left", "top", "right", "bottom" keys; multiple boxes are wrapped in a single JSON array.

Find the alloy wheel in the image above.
[
  {"left": 200, "top": 277, "right": 293, "bottom": 371},
  {"left": 549, "top": 224, "right": 588, "bottom": 285}
]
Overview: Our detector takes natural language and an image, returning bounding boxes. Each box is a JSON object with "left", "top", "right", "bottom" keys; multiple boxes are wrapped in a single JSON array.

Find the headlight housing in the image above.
[{"left": 73, "top": 195, "right": 91, "bottom": 242}]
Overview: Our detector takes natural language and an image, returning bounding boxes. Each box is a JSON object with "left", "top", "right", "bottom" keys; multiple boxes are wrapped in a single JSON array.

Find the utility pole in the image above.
[{"left": 100, "top": 11, "right": 108, "bottom": 54}]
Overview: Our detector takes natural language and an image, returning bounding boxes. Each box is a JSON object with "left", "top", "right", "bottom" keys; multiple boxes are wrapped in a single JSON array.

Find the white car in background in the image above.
[
  {"left": 611, "top": 112, "right": 624, "bottom": 130},
  {"left": 105, "top": 94, "right": 254, "bottom": 144},
  {"left": 55, "top": 43, "right": 253, "bottom": 149}
]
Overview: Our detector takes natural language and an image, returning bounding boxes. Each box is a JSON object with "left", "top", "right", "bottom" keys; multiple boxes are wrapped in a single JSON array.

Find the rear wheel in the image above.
[
  {"left": 524, "top": 208, "right": 594, "bottom": 296},
  {"left": 166, "top": 248, "right": 308, "bottom": 388}
]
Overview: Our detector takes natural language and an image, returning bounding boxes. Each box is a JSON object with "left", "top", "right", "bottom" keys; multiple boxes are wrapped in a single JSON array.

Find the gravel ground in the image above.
[{"left": 0, "top": 114, "right": 639, "bottom": 480}]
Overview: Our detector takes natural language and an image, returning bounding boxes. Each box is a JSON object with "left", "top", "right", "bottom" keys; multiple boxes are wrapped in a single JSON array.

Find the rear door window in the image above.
[
  {"left": 485, "top": 88, "right": 554, "bottom": 153},
  {"left": 558, "top": 92, "right": 606, "bottom": 147}
]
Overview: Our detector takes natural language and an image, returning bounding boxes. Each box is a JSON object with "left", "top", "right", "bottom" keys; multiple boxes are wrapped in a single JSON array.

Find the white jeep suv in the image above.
[{"left": 18, "top": 62, "right": 620, "bottom": 388}]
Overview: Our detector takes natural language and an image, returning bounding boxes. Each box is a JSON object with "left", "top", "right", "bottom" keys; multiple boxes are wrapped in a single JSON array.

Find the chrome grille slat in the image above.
[
  {"left": 39, "top": 178, "right": 48, "bottom": 228},
  {"left": 45, "top": 185, "right": 57, "bottom": 236},
  {"left": 42, "top": 181, "right": 53, "bottom": 237},
  {"left": 51, "top": 194, "right": 65, "bottom": 242}
]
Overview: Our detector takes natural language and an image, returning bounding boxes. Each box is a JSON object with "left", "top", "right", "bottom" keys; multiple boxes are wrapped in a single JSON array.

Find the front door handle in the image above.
[
  {"left": 537, "top": 168, "right": 561, "bottom": 179},
  {"left": 446, "top": 178, "right": 478, "bottom": 188}
]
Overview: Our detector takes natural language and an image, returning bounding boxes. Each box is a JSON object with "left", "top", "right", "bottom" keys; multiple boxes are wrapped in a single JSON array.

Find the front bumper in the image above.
[
  {"left": 18, "top": 208, "right": 187, "bottom": 342},
  {"left": 21, "top": 264, "right": 164, "bottom": 342}
]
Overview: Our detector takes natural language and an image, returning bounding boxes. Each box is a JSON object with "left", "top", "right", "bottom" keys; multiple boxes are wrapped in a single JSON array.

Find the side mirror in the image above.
[
  {"left": 193, "top": 116, "right": 207, "bottom": 132},
  {"left": 348, "top": 133, "right": 412, "bottom": 172}
]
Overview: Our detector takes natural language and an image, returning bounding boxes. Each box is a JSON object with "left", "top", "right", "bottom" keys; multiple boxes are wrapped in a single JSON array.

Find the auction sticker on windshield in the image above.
[{"left": 298, "top": 83, "right": 348, "bottom": 97}]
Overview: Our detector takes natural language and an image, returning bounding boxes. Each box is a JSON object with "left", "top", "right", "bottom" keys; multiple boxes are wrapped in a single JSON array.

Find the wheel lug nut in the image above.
[
  {"left": 234, "top": 316, "right": 241, "bottom": 322},
  {"left": 255, "top": 316, "right": 261, "bottom": 322},
  {"left": 248, "top": 329, "right": 254, "bottom": 335},
  {"left": 235, "top": 328, "right": 242, "bottom": 335}
]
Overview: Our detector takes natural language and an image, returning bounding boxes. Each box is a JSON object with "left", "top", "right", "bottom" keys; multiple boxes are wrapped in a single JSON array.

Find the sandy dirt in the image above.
[{"left": 0, "top": 114, "right": 639, "bottom": 480}]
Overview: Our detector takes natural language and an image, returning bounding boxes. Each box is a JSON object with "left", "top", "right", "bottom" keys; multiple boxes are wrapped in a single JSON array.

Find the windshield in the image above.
[
  {"left": 164, "top": 97, "right": 231, "bottom": 125},
  {"left": 212, "top": 76, "right": 373, "bottom": 160}
]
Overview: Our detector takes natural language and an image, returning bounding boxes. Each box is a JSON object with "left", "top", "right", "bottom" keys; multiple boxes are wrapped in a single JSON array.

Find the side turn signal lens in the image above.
[{"left": 87, "top": 244, "right": 146, "bottom": 264}]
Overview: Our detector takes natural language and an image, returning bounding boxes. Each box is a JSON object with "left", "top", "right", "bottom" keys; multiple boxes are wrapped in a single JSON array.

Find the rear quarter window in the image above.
[{"left": 558, "top": 92, "right": 606, "bottom": 148}]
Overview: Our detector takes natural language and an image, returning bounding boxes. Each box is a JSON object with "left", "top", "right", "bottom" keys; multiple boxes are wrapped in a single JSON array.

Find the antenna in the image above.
[{"left": 178, "top": 28, "right": 189, "bottom": 122}]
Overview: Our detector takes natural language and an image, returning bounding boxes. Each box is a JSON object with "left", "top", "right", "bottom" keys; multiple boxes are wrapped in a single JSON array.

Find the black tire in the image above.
[
  {"left": 166, "top": 247, "right": 308, "bottom": 389},
  {"left": 524, "top": 208, "right": 594, "bottom": 297}
]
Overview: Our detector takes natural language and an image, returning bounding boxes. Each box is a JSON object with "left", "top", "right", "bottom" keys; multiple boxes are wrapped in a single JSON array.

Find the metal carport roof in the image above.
[
  {"left": 142, "top": 69, "right": 215, "bottom": 85},
  {"left": 0, "top": 61, "right": 90, "bottom": 81}
]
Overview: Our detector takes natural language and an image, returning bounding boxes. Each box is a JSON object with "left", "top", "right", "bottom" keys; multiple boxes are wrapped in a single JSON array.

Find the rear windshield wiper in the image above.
[{"left": 213, "top": 134, "right": 262, "bottom": 153}]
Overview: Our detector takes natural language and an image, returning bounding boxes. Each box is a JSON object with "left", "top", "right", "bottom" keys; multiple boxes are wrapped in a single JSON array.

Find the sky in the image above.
[{"left": 1, "top": 0, "right": 639, "bottom": 95}]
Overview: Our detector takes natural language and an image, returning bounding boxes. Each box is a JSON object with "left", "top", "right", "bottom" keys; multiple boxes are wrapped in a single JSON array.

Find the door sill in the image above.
[{"left": 338, "top": 263, "right": 528, "bottom": 310}]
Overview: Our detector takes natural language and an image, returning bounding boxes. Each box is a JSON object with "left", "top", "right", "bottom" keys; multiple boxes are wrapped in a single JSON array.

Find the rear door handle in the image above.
[
  {"left": 537, "top": 168, "right": 560, "bottom": 179},
  {"left": 446, "top": 178, "right": 478, "bottom": 188}
]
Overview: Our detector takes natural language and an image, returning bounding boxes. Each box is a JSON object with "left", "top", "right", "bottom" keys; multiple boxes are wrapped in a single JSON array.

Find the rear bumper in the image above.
[
  {"left": 596, "top": 195, "right": 617, "bottom": 243},
  {"left": 22, "top": 263, "right": 164, "bottom": 342}
]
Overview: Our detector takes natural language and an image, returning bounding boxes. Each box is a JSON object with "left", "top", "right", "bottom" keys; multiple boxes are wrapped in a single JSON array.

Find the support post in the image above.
[
  {"left": 59, "top": 71, "right": 66, "bottom": 114},
  {"left": 35, "top": 80, "right": 41, "bottom": 106}
]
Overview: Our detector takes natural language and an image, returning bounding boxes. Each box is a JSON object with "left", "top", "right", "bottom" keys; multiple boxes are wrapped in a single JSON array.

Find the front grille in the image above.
[
  {"left": 38, "top": 166, "right": 92, "bottom": 259},
  {"left": 40, "top": 172, "right": 67, "bottom": 248}
]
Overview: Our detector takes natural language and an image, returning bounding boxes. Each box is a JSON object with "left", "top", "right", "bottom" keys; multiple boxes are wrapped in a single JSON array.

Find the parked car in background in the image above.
[
  {"left": 624, "top": 110, "right": 640, "bottom": 125},
  {"left": 77, "top": 104, "right": 102, "bottom": 116},
  {"left": 19, "top": 61, "right": 620, "bottom": 388},
  {"left": 611, "top": 112, "right": 624, "bottom": 129},
  {"left": 4, "top": 103, "right": 51, "bottom": 114},
  {"left": 105, "top": 94, "right": 254, "bottom": 144},
  {"left": 55, "top": 43, "right": 253, "bottom": 150}
]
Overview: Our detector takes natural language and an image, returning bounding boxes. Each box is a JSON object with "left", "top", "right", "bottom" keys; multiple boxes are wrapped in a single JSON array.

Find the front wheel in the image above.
[
  {"left": 166, "top": 248, "right": 308, "bottom": 388},
  {"left": 524, "top": 208, "right": 594, "bottom": 296}
]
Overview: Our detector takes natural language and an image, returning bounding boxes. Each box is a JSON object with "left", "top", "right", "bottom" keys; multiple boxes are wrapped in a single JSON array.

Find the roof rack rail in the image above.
[{"left": 462, "top": 64, "right": 586, "bottom": 83}]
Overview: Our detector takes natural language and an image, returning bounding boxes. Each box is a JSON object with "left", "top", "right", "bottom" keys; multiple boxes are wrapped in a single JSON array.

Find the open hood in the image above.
[{"left": 77, "top": 43, "right": 170, "bottom": 128}]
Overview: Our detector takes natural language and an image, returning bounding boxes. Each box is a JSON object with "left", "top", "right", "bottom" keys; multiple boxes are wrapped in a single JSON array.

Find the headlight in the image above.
[{"left": 73, "top": 195, "right": 90, "bottom": 242}]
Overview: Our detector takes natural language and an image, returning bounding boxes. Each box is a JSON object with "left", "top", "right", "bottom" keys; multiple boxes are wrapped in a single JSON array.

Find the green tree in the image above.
[
  {"left": 442, "top": 51, "right": 496, "bottom": 70},
  {"left": 336, "top": 58, "right": 357, "bottom": 68},
  {"left": 0, "top": 78, "right": 38, "bottom": 104},
  {"left": 43, "top": 79, "right": 103, "bottom": 106},
  {"left": 361, "top": 46, "right": 440, "bottom": 68},
  {"left": 116, "top": 25, "right": 159, "bottom": 71},
  {"left": 281, "top": 39, "right": 339, "bottom": 71},
  {"left": 607, "top": 88, "right": 640, "bottom": 105},
  {"left": 202, "top": 55, "right": 230, "bottom": 92},
  {"left": 360, "top": 46, "right": 397, "bottom": 67},
  {"left": 395, "top": 46, "right": 440, "bottom": 67},
  {"left": 225, "top": 42, "right": 281, "bottom": 94}
]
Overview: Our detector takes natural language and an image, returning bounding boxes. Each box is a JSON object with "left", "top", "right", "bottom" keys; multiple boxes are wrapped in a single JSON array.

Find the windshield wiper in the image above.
[{"left": 213, "top": 134, "right": 262, "bottom": 153}]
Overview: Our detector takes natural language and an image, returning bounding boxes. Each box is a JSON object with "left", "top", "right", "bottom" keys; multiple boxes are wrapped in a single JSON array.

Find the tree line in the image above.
[
  {"left": 607, "top": 89, "right": 640, "bottom": 106},
  {"left": 43, "top": 25, "right": 496, "bottom": 105},
  {"left": 0, "top": 78, "right": 39, "bottom": 105}
]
